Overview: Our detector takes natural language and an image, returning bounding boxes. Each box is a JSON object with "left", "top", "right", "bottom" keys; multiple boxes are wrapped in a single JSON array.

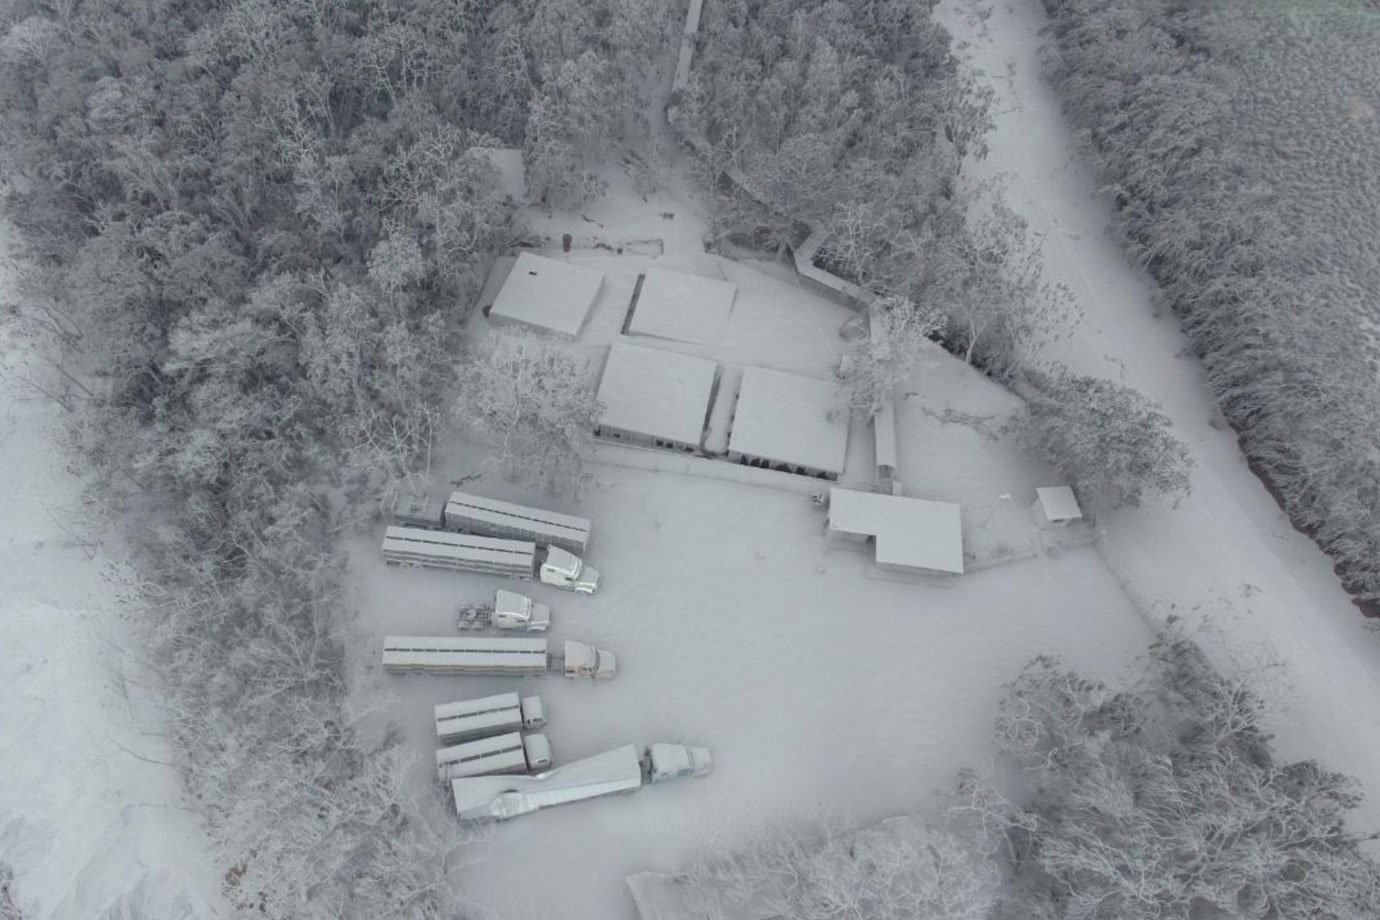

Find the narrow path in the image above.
[{"left": 936, "top": 0, "right": 1380, "bottom": 830}]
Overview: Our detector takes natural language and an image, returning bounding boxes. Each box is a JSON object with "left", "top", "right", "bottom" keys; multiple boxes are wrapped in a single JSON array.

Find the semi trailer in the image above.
[
  {"left": 456, "top": 590, "right": 551, "bottom": 631},
  {"left": 381, "top": 526, "right": 600, "bottom": 594},
  {"left": 381, "top": 636, "right": 616, "bottom": 679},
  {"left": 434, "top": 692, "right": 546, "bottom": 746},
  {"left": 436, "top": 731, "right": 553, "bottom": 781},
  {"left": 449, "top": 743, "right": 713, "bottom": 822},
  {"left": 391, "top": 491, "right": 592, "bottom": 555}
]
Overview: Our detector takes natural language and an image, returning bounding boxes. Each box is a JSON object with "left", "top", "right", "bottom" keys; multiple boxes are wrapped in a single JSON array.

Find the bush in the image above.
[
  {"left": 985, "top": 630, "right": 1380, "bottom": 919},
  {"left": 1012, "top": 368, "right": 1192, "bottom": 507}
]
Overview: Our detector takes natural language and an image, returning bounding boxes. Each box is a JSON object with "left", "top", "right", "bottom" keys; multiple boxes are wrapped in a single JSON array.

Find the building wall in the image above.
[
  {"left": 726, "top": 450, "right": 839, "bottom": 481},
  {"left": 595, "top": 424, "right": 699, "bottom": 454}
]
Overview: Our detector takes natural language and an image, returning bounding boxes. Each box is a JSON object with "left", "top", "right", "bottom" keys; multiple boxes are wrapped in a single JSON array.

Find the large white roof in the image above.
[
  {"left": 628, "top": 266, "right": 737, "bottom": 345},
  {"left": 729, "top": 367, "right": 849, "bottom": 475},
  {"left": 1036, "top": 486, "right": 1083, "bottom": 522},
  {"left": 597, "top": 340, "right": 718, "bottom": 446},
  {"left": 827, "top": 488, "right": 965, "bottom": 574},
  {"left": 488, "top": 252, "right": 604, "bottom": 337}
]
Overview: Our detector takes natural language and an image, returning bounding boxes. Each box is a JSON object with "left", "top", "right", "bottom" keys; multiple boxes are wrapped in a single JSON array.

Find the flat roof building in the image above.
[
  {"left": 595, "top": 340, "right": 719, "bottom": 453},
  {"left": 826, "top": 488, "right": 965, "bottom": 575},
  {"left": 488, "top": 252, "right": 604, "bottom": 338},
  {"left": 727, "top": 367, "right": 849, "bottom": 480},
  {"left": 627, "top": 266, "right": 737, "bottom": 345}
]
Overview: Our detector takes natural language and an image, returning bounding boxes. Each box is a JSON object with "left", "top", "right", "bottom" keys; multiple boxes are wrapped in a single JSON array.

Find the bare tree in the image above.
[
  {"left": 841, "top": 296, "right": 943, "bottom": 414},
  {"left": 454, "top": 328, "right": 600, "bottom": 493},
  {"left": 677, "top": 814, "right": 1000, "bottom": 920}
]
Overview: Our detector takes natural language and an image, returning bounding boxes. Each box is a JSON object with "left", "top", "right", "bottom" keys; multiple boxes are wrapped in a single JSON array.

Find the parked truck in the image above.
[
  {"left": 448, "top": 743, "right": 713, "bottom": 822},
  {"left": 436, "top": 731, "right": 553, "bottom": 781},
  {"left": 434, "top": 692, "right": 546, "bottom": 746},
  {"left": 381, "top": 526, "right": 600, "bottom": 594},
  {"left": 390, "top": 491, "right": 592, "bottom": 555},
  {"left": 381, "top": 636, "right": 616, "bottom": 679},
  {"left": 457, "top": 590, "right": 551, "bottom": 631}
]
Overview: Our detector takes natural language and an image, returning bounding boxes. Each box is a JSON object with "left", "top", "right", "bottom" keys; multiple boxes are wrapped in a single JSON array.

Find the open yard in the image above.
[
  {"left": 346, "top": 464, "right": 1150, "bottom": 919},
  {"left": 343, "top": 239, "right": 1152, "bottom": 918}
]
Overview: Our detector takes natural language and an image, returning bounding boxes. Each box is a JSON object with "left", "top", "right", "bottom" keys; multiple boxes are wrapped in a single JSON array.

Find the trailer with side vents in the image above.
[{"left": 381, "top": 636, "right": 616, "bottom": 679}]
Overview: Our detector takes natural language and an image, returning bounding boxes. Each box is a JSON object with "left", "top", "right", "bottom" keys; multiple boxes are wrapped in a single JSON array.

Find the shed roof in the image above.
[
  {"left": 596, "top": 340, "right": 718, "bottom": 446},
  {"left": 729, "top": 367, "right": 849, "bottom": 475},
  {"left": 827, "top": 488, "right": 965, "bottom": 574},
  {"left": 1036, "top": 486, "right": 1083, "bottom": 522},
  {"left": 488, "top": 252, "right": 604, "bottom": 337},
  {"left": 628, "top": 266, "right": 737, "bottom": 345}
]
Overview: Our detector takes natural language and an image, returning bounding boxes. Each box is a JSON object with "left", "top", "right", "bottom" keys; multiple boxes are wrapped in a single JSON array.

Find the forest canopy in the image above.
[
  {"left": 1039, "top": 0, "right": 1380, "bottom": 606},
  {"left": 0, "top": 0, "right": 662, "bottom": 914}
]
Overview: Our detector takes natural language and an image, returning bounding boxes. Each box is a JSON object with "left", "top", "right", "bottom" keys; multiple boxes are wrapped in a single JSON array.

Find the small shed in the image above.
[
  {"left": 488, "top": 252, "right": 604, "bottom": 338},
  {"left": 595, "top": 340, "right": 719, "bottom": 453},
  {"left": 627, "top": 266, "right": 737, "bottom": 345},
  {"left": 826, "top": 487, "right": 965, "bottom": 575},
  {"left": 727, "top": 366, "right": 849, "bottom": 480},
  {"left": 1032, "top": 486, "right": 1083, "bottom": 528}
]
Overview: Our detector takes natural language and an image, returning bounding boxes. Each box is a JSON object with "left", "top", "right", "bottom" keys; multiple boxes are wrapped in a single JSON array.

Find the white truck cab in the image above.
[
  {"left": 563, "top": 640, "right": 616, "bottom": 679},
  {"left": 643, "top": 744, "right": 714, "bottom": 783},
  {"left": 491, "top": 590, "right": 552, "bottom": 630},
  {"left": 539, "top": 547, "right": 601, "bottom": 594}
]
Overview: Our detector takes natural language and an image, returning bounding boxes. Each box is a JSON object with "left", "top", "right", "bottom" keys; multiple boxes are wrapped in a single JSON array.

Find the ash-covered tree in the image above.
[
  {"left": 985, "top": 630, "right": 1380, "bottom": 920},
  {"left": 454, "top": 328, "right": 600, "bottom": 492},
  {"left": 841, "top": 295, "right": 943, "bottom": 414},
  {"left": 1012, "top": 368, "right": 1192, "bottom": 507},
  {"left": 677, "top": 813, "right": 1000, "bottom": 920}
]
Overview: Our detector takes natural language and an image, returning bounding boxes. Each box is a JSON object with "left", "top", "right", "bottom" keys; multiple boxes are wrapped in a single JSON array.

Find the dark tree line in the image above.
[
  {"left": 670, "top": 628, "right": 1380, "bottom": 919},
  {"left": 1039, "top": 0, "right": 1380, "bottom": 606},
  {"left": 676, "top": 0, "right": 991, "bottom": 283},
  {"left": 980, "top": 631, "right": 1380, "bottom": 919},
  {"left": 0, "top": 0, "right": 663, "bottom": 915}
]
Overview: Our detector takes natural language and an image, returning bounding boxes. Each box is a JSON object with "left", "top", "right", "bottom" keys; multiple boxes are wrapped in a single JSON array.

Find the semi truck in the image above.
[
  {"left": 436, "top": 731, "right": 553, "bottom": 781},
  {"left": 390, "top": 491, "right": 592, "bottom": 555},
  {"left": 449, "top": 743, "right": 713, "bottom": 822},
  {"left": 381, "top": 526, "right": 600, "bottom": 594},
  {"left": 457, "top": 590, "right": 551, "bottom": 631},
  {"left": 381, "top": 636, "right": 617, "bottom": 679},
  {"left": 434, "top": 692, "right": 546, "bottom": 746}
]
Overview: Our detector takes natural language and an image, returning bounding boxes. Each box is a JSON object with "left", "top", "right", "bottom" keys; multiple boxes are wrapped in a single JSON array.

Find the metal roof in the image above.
[
  {"left": 597, "top": 339, "right": 718, "bottom": 446},
  {"left": 1036, "top": 486, "right": 1083, "bottom": 522},
  {"left": 729, "top": 366, "right": 849, "bottom": 475},
  {"left": 488, "top": 252, "right": 604, "bottom": 337},
  {"left": 827, "top": 488, "right": 965, "bottom": 574},
  {"left": 628, "top": 266, "right": 737, "bottom": 345}
]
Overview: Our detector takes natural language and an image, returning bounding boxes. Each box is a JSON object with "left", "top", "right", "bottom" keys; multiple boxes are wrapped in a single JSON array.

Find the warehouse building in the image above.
[
  {"left": 595, "top": 340, "right": 719, "bottom": 453},
  {"left": 825, "top": 488, "right": 965, "bottom": 575},
  {"left": 626, "top": 266, "right": 737, "bottom": 346},
  {"left": 488, "top": 252, "right": 604, "bottom": 338},
  {"left": 727, "top": 366, "right": 849, "bottom": 480}
]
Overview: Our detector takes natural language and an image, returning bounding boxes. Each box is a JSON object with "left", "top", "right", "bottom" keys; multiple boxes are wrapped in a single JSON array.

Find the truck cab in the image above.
[
  {"left": 391, "top": 492, "right": 445, "bottom": 530},
  {"left": 563, "top": 640, "right": 617, "bottom": 679},
  {"left": 539, "top": 547, "right": 601, "bottom": 594},
  {"left": 642, "top": 744, "right": 714, "bottom": 784},
  {"left": 492, "top": 590, "right": 552, "bottom": 630}
]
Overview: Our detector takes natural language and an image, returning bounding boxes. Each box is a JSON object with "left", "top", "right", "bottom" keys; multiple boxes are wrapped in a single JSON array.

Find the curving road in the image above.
[{"left": 935, "top": 0, "right": 1380, "bottom": 831}]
